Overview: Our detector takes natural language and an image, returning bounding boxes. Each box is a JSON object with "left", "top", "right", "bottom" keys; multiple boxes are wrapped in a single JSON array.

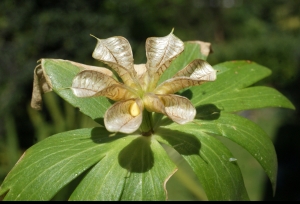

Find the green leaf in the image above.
[
  {"left": 155, "top": 126, "right": 249, "bottom": 200},
  {"left": 70, "top": 136, "right": 176, "bottom": 201},
  {"left": 0, "top": 128, "right": 176, "bottom": 201},
  {"left": 196, "top": 86, "right": 295, "bottom": 113},
  {"left": 0, "top": 128, "right": 117, "bottom": 200},
  {"left": 188, "top": 60, "right": 295, "bottom": 111},
  {"left": 42, "top": 59, "right": 111, "bottom": 124},
  {"left": 158, "top": 42, "right": 208, "bottom": 85},
  {"left": 193, "top": 112, "right": 278, "bottom": 195}
]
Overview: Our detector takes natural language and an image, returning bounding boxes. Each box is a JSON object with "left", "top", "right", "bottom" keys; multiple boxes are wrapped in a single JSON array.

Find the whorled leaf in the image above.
[
  {"left": 0, "top": 128, "right": 121, "bottom": 200},
  {"left": 32, "top": 59, "right": 112, "bottom": 124},
  {"left": 0, "top": 128, "right": 177, "bottom": 201},
  {"left": 118, "top": 137, "right": 176, "bottom": 201},
  {"left": 198, "top": 86, "right": 295, "bottom": 112},
  {"left": 193, "top": 112, "right": 278, "bottom": 194},
  {"left": 70, "top": 137, "right": 176, "bottom": 201},
  {"left": 31, "top": 60, "right": 115, "bottom": 110},
  {"left": 155, "top": 127, "right": 249, "bottom": 200},
  {"left": 31, "top": 60, "right": 114, "bottom": 110},
  {"left": 189, "top": 60, "right": 295, "bottom": 111}
]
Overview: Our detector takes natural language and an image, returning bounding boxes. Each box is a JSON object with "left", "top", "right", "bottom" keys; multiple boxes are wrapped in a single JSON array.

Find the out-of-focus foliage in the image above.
[{"left": 0, "top": 0, "right": 299, "bottom": 201}]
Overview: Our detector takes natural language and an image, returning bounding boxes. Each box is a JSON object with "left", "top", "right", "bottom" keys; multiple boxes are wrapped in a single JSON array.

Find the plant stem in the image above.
[{"left": 139, "top": 110, "right": 153, "bottom": 136}]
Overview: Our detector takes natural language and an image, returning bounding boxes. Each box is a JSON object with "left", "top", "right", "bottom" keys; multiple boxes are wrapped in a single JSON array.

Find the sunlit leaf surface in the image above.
[
  {"left": 0, "top": 128, "right": 176, "bottom": 201},
  {"left": 193, "top": 113, "right": 278, "bottom": 193},
  {"left": 188, "top": 61, "right": 295, "bottom": 111},
  {"left": 155, "top": 125, "right": 249, "bottom": 201},
  {"left": 42, "top": 59, "right": 112, "bottom": 124}
]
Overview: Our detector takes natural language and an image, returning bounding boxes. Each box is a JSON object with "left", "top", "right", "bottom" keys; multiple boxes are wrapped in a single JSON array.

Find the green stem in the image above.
[{"left": 139, "top": 110, "right": 153, "bottom": 136}]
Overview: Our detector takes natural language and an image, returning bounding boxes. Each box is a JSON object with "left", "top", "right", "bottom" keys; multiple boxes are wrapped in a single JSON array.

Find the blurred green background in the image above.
[{"left": 0, "top": 0, "right": 299, "bottom": 200}]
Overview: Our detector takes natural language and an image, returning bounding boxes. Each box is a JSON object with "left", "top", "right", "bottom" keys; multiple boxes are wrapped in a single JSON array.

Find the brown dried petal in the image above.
[
  {"left": 104, "top": 98, "right": 143, "bottom": 133},
  {"left": 186, "top": 41, "right": 212, "bottom": 57},
  {"left": 94, "top": 84, "right": 136, "bottom": 101},
  {"left": 67, "top": 60, "right": 113, "bottom": 76},
  {"left": 30, "top": 64, "right": 52, "bottom": 110},
  {"left": 145, "top": 30, "right": 184, "bottom": 87},
  {"left": 92, "top": 36, "right": 134, "bottom": 70},
  {"left": 155, "top": 59, "right": 216, "bottom": 94},
  {"left": 143, "top": 93, "right": 166, "bottom": 114},
  {"left": 71, "top": 70, "right": 120, "bottom": 97},
  {"left": 157, "top": 94, "right": 196, "bottom": 124},
  {"left": 133, "top": 64, "right": 148, "bottom": 89},
  {"left": 91, "top": 35, "right": 137, "bottom": 86}
]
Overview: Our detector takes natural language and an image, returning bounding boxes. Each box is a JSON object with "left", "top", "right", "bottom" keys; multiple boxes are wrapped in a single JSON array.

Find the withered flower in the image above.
[{"left": 71, "top": 30, "right": 216, "bottom": 134}]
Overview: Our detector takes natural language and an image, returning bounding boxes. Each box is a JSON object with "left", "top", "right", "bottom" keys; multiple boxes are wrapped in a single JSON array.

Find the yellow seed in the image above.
[{"left": 129, "top": 102, "right": 140, "bottom": 117}]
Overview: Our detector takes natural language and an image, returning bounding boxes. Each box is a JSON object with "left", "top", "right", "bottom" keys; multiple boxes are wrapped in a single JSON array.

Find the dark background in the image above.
[{"left": 0, "top": 0, "right": 299, "bottom": 200}]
